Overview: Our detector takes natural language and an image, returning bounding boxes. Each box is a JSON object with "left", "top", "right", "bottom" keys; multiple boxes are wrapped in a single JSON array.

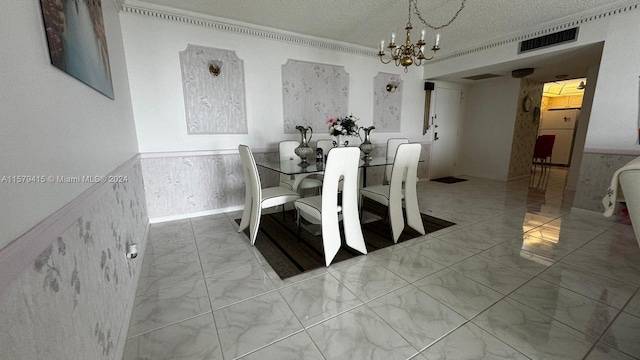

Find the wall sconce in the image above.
[
  {"left": 386, "top": 81, "right": 399, "bottom": 92},
  {"left": 209, "top": 60, "right": 222, "bottom": 77},
  {"left": 577, "top": 81, "right": 586, "bottom": 90}
]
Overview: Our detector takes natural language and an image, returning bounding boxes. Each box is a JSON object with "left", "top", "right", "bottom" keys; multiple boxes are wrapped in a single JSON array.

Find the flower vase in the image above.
[
  {"left": 358, "top": 126, "right": 376, "bottom": 162},
  {"left": 333, "top": 135, "right": 349, "bottom": 147},
  {"left": 294, "top": 126, "right": 314, "bottom": 164}
]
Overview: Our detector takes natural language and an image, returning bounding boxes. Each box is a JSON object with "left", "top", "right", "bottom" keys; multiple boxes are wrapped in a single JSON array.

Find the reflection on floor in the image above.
[{"left": 123, "top": 167, "right": 640, "bottom": 360}]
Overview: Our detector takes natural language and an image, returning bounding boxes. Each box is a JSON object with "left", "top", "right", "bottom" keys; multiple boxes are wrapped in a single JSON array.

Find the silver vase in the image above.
[
  {"left": 294, "top": 126, "right": 314, "bottom": 164},
  {"left": 358, "top": 126, "right": 376, "bottom": 161}
]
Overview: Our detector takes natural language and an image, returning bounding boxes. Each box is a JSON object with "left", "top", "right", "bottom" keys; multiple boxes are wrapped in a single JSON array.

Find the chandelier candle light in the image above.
[{"left": 379, "top": 0, "right": 466, "bottom": 72}]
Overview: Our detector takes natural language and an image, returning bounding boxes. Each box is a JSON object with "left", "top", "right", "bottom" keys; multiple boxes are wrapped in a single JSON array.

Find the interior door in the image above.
[{"left": 430, "top": 87, "right": 462, "bottom": 179}]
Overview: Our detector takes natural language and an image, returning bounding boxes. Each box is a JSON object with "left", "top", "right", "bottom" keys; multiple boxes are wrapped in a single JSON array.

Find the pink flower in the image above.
[{"left": 326, "top": 117, "right": 336, "bottom": 124}]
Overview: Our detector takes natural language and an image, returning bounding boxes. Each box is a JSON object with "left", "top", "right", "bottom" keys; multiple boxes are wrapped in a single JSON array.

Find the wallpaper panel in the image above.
[
  {"left": 282, "top": 60, "right": 349, "bottom": 134},
  {"left": 373, "top": 72, "right": 403, "bottom": 132},
  {"left": 0, "top": 161, "right": 148, "bottom": 360},
  {"left": 142, "top": 151, "right": 279, "bottom": 218},
  {"left": 507, "top": 79, "right": 544, "bottom": 180},
  {"left": 573, "top": 152, "right": 639, "bottom": 212},
  {"left": 180, "top": 44, "right": 247, "bottom": 134}
]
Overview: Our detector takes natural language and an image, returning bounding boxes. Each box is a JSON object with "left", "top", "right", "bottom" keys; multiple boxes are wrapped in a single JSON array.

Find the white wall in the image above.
[
  {"left": 458, "top": 77, "right": 521, "bottom": 180},
  {"left": 119, "top": 12, "right": 428, "bottom": 153},
  {"left": 585, "top": 10, "right": 640, "bottom": 152},
  {"left": 0, "top": 1, "right": 139, "bottom": 248}
]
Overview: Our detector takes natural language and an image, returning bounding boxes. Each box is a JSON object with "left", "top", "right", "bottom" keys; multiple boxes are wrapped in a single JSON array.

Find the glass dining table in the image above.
[{"left": 255, "top": 156, "right": 392, "bottom": 189}]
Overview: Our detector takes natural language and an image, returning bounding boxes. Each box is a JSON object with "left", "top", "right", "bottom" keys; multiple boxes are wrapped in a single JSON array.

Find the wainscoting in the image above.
[
  {"left": 0, "top": 157, "right": 148, "bottom": 360},
  {"left": 574, "top": 151, "right": 640, "bottom": 212},
  {"left": 141, "top": 143, "right": 431, "bottom": 221}
]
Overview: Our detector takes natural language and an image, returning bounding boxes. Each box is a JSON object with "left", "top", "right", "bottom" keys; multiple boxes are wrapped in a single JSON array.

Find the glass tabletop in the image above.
[{"left": 256, "top": 156, "right": 392, "bottom": 175}]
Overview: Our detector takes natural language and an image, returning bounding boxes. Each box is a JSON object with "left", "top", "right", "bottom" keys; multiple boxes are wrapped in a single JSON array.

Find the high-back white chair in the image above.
[
  {"left": 294, "top": 147, "right": 367, "bottom": 266},
  {"left": 384, "top": 138, "right": 409, "bottom": 184},
  {"left": 360, "top": 143, "right": 425, "bottom": 242},
  {"left": 238, "top": 144, "right": 300, "bottom": 245},
  {"left": 278, "top": 140, "right": 322, "bottom": 194}
]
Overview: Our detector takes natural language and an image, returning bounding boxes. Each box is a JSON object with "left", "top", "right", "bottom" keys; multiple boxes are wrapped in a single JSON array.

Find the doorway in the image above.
[
  {"left": 538, "top": 78, "right": 586, "bottom": 167},
  {"left": 429, "top": 87, "right": 463, "bottom": 179}
]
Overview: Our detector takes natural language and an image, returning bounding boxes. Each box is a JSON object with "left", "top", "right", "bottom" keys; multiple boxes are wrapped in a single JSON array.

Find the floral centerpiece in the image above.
[{"left": 327, "top": 114, "right": 359, "bottom": 136}]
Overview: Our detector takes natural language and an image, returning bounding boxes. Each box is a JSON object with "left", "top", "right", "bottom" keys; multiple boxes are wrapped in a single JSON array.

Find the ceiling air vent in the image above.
[
  {"left": 519, "top": 27, "right": 579, "bottom": 53},
  {"left": 462, "top": 73, "right": 502, "bottom": 81}
]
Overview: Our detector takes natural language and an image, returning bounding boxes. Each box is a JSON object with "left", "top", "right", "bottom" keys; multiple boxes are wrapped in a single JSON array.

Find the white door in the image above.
[{"left": 430, "top": 87, "right": 462, "bottom": 179}]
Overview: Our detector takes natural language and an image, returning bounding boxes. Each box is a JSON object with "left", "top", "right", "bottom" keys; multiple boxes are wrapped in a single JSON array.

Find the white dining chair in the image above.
[
  {"left": 384, "top": 138, "right": 409, "bottom": 184},
  {"left": 238, "top": 144, "right": 300, "bottom": 245},
  {"left": 294, "top": 147, "right": 367, "bottom": 266},
  {"left": 360, "top": 143, "right": 425, "bottom": 242},
  {"left": 278, "top": 140, "right": 322, "bottom": 195}
]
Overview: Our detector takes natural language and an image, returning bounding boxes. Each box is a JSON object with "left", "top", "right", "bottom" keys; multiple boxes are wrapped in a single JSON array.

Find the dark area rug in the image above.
[
  {"left": 431, "top": 176, "right": 469, "bottom": 184},
  {"left": 235, "top": 199, "right": 455, "bottom": 279}
]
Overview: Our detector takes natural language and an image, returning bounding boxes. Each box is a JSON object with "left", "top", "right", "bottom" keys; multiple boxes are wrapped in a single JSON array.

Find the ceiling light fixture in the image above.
[{"left": 378, "top": 0, "right": 467, "bottom": 72}]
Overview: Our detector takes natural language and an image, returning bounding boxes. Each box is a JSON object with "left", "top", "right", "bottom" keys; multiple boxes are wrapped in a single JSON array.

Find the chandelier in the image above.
[{"left": 378, "top": 0, "right": 467, "bottom": 72}]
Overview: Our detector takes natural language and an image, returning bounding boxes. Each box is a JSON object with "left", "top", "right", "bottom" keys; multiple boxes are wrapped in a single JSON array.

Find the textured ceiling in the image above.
[{"left": 127, "top": 0, "right": 638, "bottom": 55}]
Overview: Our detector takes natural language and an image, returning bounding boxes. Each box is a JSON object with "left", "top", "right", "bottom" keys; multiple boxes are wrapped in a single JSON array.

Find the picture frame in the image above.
[{"left": 39, "top": 0, "right": 114, "bottom": 99}]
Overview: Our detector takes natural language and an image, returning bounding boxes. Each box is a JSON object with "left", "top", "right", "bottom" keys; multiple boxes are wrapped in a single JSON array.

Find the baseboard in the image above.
[{"left": 149, "top": 205, "right": 244, "bottom": 224}]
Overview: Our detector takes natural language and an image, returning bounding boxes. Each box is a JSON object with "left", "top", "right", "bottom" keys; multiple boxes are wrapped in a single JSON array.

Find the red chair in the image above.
[{"left": 532, "top": 135, "right": 555, "bottom": 173}]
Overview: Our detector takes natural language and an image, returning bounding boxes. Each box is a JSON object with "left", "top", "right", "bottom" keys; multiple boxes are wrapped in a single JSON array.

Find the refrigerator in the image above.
[{"left": 538, "top": 109, "right": 579, "bottom": 166}]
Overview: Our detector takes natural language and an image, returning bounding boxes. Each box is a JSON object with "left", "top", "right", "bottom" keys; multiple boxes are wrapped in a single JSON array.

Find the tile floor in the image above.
[{"left": 122, "top": 167, "right": 640, "bottom": 360}]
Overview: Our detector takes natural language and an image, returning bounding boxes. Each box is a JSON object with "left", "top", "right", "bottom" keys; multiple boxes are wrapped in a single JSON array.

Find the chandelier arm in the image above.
[{"left": 411, "top": 0, "right": 467, "bottom": 30}]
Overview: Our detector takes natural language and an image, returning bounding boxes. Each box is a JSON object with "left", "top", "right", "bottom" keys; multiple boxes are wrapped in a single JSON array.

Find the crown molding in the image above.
[
  {"left": 431, "top": 3, "right": 640, "bottom": 64},
  {"left": 119, "top": 1, "right": 378, "bottom": 58}
]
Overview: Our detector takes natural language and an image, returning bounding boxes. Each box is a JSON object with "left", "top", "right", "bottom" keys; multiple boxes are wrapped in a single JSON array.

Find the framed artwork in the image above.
[{"left": 39, "top": 0, "right": 114, "bottom": 99}]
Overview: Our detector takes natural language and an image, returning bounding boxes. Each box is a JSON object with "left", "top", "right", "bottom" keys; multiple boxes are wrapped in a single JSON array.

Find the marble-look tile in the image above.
[
  {"left": 368, "top": 285, "right": 466, "bottom": 350},
  {"left": 279, "top": 272, "right": 363, "bottom": 328},
  {"left": 406, "top": 238, "right": 476, "bottom": 266},
  {"left": 141, "top": 239, "right": 198, "bottom": 269},
  {"left": 199, "top": 245, "right": 259, "bottom": 277},
  {"left": 509, "top": 278, "right": 618, "bottom": 337},
  {"left": 147, "top": 219, "right": 194, "bottom": 245},
  {"left": 414, "top": 269, "right": 503, "bottom": 319},
  {"left": 128, "top": 279, "right": 211, "bottom": 337},
  {"left": 601, "top": 312, "right": 640, "bottom": 358},
  {"left": 306, "top": 305, "right": 419, "bottom": 360},
  {"left": 136, "top": 257, "right": 203, "bottom": 294},
  {"left": 585, "top": 342, "right": 638, "bottom": 360},
  {"left": 195, "top": 230, "right": 250, "bottom": 253},
  {"left": 368, "top": 247, "right": 446, "bottom": 283},
  {"left": 462, "top": 220, "right": 526, "bottom": 243},
  {"left": 421, "top": 323, "right": 529, "bottom": 360},
  {"left": 205, "top": 263, "right": 275, "bottom": 310},
  {"left": 239, "top": 332, "right": 324, "bottom": 360},
  {"left": 501, "top": 233, "right": 581, "bottom": 261},
  {"left": 191, "top": 213, "right": 238, "bottom": 235},
  {"left": 538, "top": 262, "right": 636, "bottom": 310},
  {"left": 123, "top": 313, "right": 222, "bottom": 360},
  {"left": 437, "top": 228, "right": 506, "bottom": 253},
  {"left": 449, "top": 255, "right": 533, "bottom": 295},
  {"left": 623, "top": 291, "right": 640, "bottom": 317},
  {"left": 213, "top": 291, "right": 303, "bottom": 359},
  {"left": 473, "top": 298, "right": 596, "bottom": 360},
  {"left": 329, "top": 258, "right": 409, "bottom": 302},
  {"left": 561, "top": 229, "right": 640, "bottom": 286},
  {"left": 479, "top": 244, "right": 555, "bottom": 276}
]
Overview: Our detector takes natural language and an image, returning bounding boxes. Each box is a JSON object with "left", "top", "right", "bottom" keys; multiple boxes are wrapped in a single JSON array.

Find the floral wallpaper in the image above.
[
  {"left": 507, "top": 78, "right": 544, "bottom": 180},
  {"left": 0, "top": 160, "right": 148, "bottom": 360},
  {"left": 180, "top": 44, "right": 247, "bottom": 134},
  {"left": 141, "top": 151, "right": 279, "bottom": 218},
  {"left": 373, "top": 72, "right": 403, "bottom": 132},
  {"left": 282, "top": 59, "right": 349, "bottom": 134}
]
